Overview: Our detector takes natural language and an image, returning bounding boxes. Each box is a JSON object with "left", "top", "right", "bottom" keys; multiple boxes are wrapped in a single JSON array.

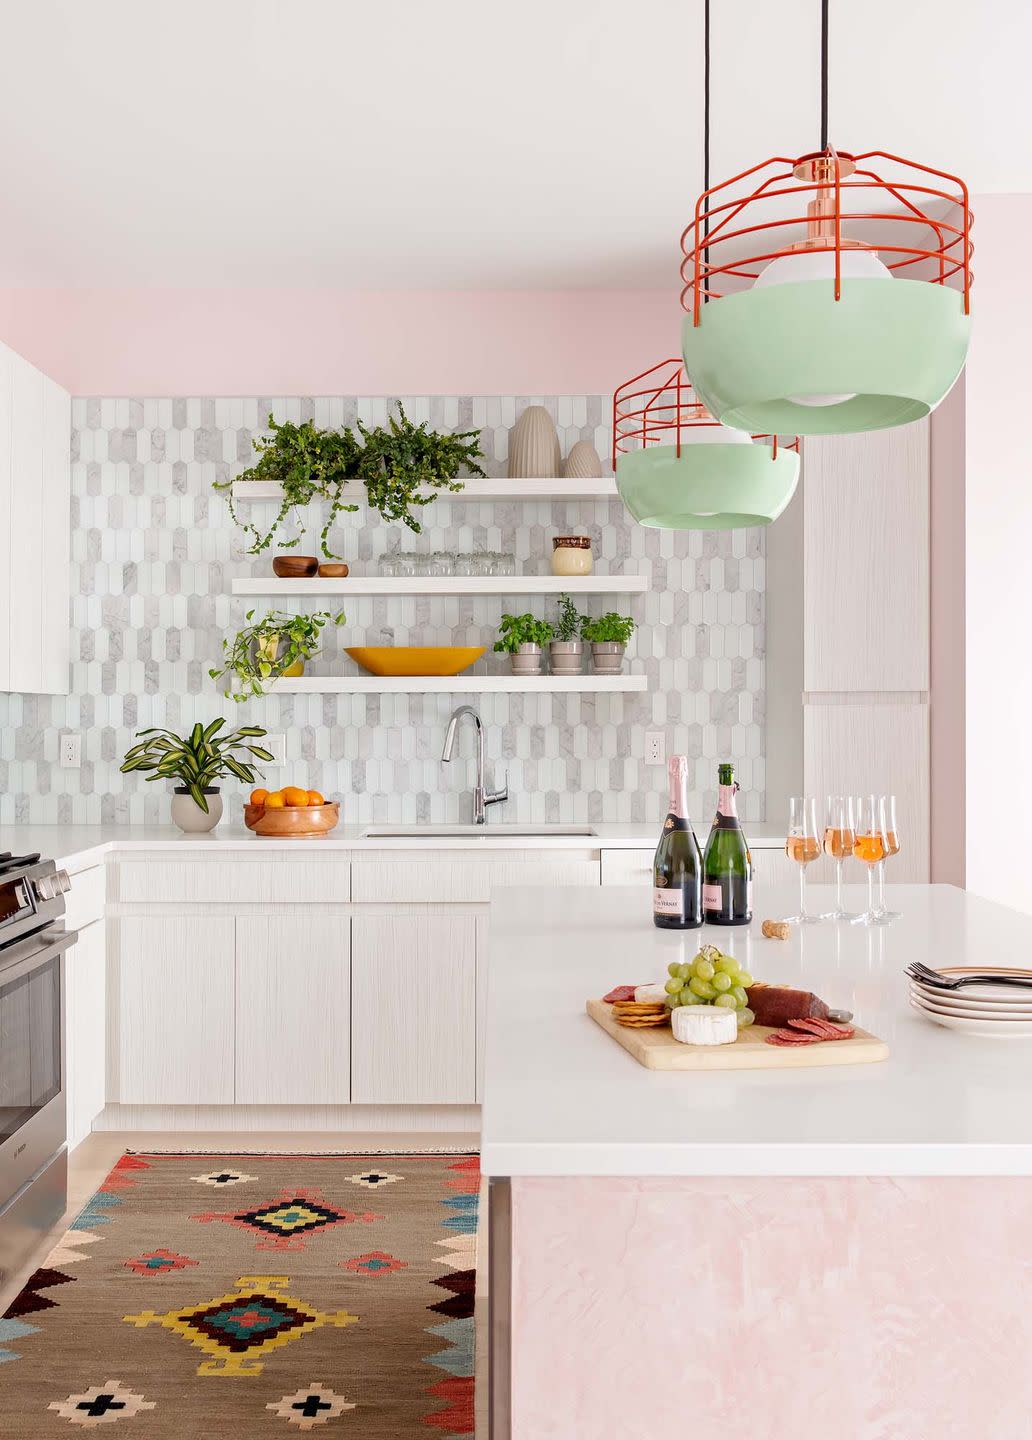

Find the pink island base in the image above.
[{"left": 510, "top": 1175, "right": 1032, "bottom": 1439}]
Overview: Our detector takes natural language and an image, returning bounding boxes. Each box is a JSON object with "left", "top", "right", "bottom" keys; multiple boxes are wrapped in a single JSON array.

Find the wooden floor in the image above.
[{"left": 3, "top": 1130, "right": 489, "bottom": 1437}]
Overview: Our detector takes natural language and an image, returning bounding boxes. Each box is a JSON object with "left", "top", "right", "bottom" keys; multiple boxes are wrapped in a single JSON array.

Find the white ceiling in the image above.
[{"left": 0, "top": 0, "right": 1026, "bottom": 288}]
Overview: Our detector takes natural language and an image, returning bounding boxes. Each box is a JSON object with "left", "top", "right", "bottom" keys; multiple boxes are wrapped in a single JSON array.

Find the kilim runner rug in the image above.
[{"left": 0, "top": 1152, "right": 478, "bottom": 1438}]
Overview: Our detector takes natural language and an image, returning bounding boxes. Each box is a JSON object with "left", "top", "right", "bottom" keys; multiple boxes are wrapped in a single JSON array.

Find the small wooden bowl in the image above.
[
  {"left": 318, "top": 562, "right": 349, "bottom": 578},
  {"left": 252, "top": 802, "right": 341, "bottom": 838},
  {"left": 273, "top": 554, "right": 319, "bottom": 578}
]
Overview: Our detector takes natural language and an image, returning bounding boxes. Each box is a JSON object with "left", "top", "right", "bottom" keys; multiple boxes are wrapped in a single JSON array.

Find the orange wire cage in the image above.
[
  {"left": 611, "top": 357, "right": 799, "bottom": 470},
  {"left": 680, "top": 146, "right": 974, "bottom": 323}
]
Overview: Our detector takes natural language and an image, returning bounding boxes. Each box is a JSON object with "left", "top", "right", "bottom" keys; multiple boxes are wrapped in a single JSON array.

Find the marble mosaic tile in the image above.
[{"left": 0, "top": 396, "right": 766, "bottom": 826}]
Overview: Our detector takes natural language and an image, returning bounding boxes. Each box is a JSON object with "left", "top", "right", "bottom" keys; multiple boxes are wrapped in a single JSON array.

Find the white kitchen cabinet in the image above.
[
  {"left": 111, "top": 915, "right": 235, "bottom": 1105},
  {"left": 64, "top": 920, "right": 106, "bottom": 1149},
  {"left": 235, "top": 914, "right": 350, "bottom": 1104},
  {"left": 351, "top": 912, "right": 477, "bottom": 1105},
  {"left": 0, "top": 341, "right": 70, "bottom": 694}
]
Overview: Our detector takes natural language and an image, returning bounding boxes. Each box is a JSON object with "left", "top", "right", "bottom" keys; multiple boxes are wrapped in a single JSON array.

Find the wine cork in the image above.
[{"left": 761, "top": 919, "right": 791, "bottom": 940}]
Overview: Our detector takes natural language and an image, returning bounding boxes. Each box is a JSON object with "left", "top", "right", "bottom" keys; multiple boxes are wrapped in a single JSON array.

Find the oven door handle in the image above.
[{"left": 0, "top": 927, "right": 78, "bottom": 986}]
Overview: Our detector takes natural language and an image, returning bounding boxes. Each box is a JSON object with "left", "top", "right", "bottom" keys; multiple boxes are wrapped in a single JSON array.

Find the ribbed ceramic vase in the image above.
[
  {"left": 508, "top": 405, "right": 561, "bottom": 479},
  {"left": 563, "top": 439, "right": 603, "bottom": 479}
]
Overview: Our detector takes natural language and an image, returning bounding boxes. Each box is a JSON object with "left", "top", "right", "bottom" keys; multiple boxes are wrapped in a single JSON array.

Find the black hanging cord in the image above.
[{"left": 820, "top": 0, "right": 829, "bottom": 150}]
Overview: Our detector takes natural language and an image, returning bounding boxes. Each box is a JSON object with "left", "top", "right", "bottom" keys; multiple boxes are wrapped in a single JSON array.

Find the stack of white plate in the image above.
[{"left": 909, "top": 967, "right": 1032, "bottom": 1037}]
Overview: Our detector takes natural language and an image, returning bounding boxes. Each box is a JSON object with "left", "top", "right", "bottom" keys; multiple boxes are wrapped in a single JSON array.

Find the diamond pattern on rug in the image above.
[
  {"left": 47, "top": 1379, "right": 155, "bottom": 1429},
  {"left": 192, "top": 1169, "right": 260, "bottom": 1188},
  {"left": 266, "top": 1384, "right": 356, "bottom": 1430},
  {"left": 346, "top": 1171, "right": 403, "bottom": 1190},
  {"left": 124, "top": 1275, "right": 359, "bottom": 1378},
  {"left": 123, "top": 1250, "right": 199, "bottom": 1276},
  {"left": 340, "top": 1251, "right": 408, "bottom": 1277},
  {"left": 191, "top": 1188, "right": 381, "bottom": 1253}
]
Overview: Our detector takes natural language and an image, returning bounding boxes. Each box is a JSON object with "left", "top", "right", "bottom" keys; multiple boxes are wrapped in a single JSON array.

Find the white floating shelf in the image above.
[
  {"left": 230, "top": 477, "right": 618, "bottom": 503},
  {"left": 231, "top": 575, "right": 647, "bottom": 597},
  {"left": 259, "top": 674, "right": 648, "bottom": 694}
]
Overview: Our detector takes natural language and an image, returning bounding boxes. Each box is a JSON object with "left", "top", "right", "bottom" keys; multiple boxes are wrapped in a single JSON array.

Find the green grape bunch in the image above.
[{"left": 664, "top": 944, "right": 755, "bottom": 1028}]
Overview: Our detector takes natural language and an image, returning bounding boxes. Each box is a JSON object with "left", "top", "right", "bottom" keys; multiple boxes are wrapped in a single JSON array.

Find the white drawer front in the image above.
[
  {"left": 64, "top": 864, "right": 106, "bottom": 930},
  {"left": 114, "top": 857, "right": 351, "bottom": 905},
  {"left": 351, "top": 850, "right": 599, "bottom": 903},
  {"left": 600, "top": 848, "right": 654, "bottom": 886}
]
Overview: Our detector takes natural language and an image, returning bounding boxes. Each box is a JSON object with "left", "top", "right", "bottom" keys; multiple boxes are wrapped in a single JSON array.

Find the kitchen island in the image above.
[{"left": 482, "top": 884, "right": 1032, "bottom": 1440}]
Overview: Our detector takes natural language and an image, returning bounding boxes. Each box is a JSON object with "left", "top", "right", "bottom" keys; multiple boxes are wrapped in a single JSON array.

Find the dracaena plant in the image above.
[{"left": 119, "top": 719, "right": 273, "bottom": 813}]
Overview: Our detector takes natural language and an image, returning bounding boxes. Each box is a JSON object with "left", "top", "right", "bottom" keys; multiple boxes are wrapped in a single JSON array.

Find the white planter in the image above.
[
  {"left": 171, "top": 788, "right": 224, "bottom": 833},
  {"left": 510, "top": 643, "right": 544, "bottom": 676},
  {"left": 549, "top": 639, "right": 583, "bottom": 676},
  {"left": 590, "top": 641, "right": 626, "bottom": 675}
]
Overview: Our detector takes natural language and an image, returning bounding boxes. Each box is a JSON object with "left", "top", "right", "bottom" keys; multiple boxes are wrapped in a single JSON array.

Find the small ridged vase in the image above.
[
  {"left": 508, "top": 406, "right": 561, "bottom": 479},
  {"left": 563, "top": 439, "right": 603, "bottom": 479}
]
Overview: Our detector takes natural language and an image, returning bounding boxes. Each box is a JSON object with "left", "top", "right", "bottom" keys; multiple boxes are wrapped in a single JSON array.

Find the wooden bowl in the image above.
[
  {"left": 318, "top": 562, "right": 349, "bottom": 578},
  {"left": 252, "top": 802, "right": 341, "bottom": 838},
  {"left": 273, "top": 554, "right": 319, "bottom": 578},
  {"left": 243, "top": 803, "right": 263, "bottom": 831}
]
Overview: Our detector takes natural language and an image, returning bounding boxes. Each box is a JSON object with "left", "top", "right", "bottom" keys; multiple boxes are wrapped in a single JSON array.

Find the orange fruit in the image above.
[
  {"left": 263, "top": 791, "right": 286, "bottom": 808},
  {"left": 250, "top": 787, "right": 269, "bottom": 806},
  {"left": 307, "top": 790, "right": 325, "bottom": 806},
  {"left": 282, "top": 785, "right": 311, "bottom": 808}
]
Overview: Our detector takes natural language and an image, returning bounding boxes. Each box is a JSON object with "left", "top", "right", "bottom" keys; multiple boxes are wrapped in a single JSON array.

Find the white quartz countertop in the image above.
[
  {"left": 0, "top": 821, "right": 789, "bottom": 872},
  {"left": 481, "top": 883, "right": 1032, "bottom": 1178}
]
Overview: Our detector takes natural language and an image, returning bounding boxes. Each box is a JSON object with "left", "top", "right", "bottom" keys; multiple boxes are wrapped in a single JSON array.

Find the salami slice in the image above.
[{"left": 602, "top": 984, "right": 639, "bottom": 1004}]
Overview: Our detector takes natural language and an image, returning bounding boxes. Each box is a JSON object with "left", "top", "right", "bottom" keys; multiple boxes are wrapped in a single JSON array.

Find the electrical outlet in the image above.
[
  {"left": 645, "top": 732, "right": 665, "bottom": 765},
  {"left": 60, "top": 733, "right": 82, "bottom": 769},
  {"left": 263, "top": 733, "right": 287, "bottom": 765}
]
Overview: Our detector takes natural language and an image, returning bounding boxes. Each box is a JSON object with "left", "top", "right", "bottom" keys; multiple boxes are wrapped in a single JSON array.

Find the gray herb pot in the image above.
[
  {"left": 590, "top": 641, "right": 626, "bottom": 676},
  {"left": 171, "top": 787, "right": 223, "bottom": 833},
  {"left": 549, "top": 639, "right": 584, "bottom": 676},
  {"left": 511, "top": 643, "right": 544, "bottom": 676}
]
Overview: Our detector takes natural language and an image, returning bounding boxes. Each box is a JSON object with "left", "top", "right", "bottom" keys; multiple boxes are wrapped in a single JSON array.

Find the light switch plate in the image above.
[
  {"left": 263, "top": 733, "right": 287, "bottom": 765},
  {"left": 645, "top": 732, "right": 664, "bottom": 765},
  {"left": 60, "top": 734, "right": 82, "bottom": 769}
]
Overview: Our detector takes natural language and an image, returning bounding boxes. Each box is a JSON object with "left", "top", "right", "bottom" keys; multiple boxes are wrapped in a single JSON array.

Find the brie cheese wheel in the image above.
[
  {"left": 671, "top": 1005, "right": 738, "bottom": 1046},
  {"left": 634, "top": 983, "right": 669, "bottom": 1003}
]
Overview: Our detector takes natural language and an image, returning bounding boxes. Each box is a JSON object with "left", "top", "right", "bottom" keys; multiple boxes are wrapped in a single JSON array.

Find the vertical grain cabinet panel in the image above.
[
  {"left": 351, "top": 912, "right": 477, "bottom": 1104},
  {"left": 0, "top": 347, "right": 11, "bottom": 688},
  {"left": 65, "top": 921, "right": 107, "bottom": 1149},
  {"left": 235, "top": 914, "right": 350, "bottom": 1104},
  {"left": 804, "top": 422, "right": 929, "bottom": 693},
  {"left": 41, "top": 377, "right": 71, "bottom": 694},
  {"left": 8, "top": 352, "right": 44, "bottom": 692},
  {"left": 112, "top": 915, "right": 235, "bottom": 1104}
]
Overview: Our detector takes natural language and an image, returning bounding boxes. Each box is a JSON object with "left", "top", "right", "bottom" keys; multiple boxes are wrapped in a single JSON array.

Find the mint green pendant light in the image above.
[{"left": 680, "top": 0, "right": 973, "bottom": 437}]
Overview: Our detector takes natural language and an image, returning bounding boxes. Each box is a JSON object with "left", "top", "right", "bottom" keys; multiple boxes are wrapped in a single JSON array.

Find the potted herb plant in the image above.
[
  {"left": 209, "top": 609, "right": 345, "bottom": 701},
  {"left": 580, "top": 612, "right": 637, "bottom": 675},
  {"left": 493, "top": 613, "right": 554, "bottom": 676},
  {"left": 549, "top": 592, "right": 584, "bottom": 676},
  {"left": 120, "top": 719, "right": 273, "bottom": 833}
]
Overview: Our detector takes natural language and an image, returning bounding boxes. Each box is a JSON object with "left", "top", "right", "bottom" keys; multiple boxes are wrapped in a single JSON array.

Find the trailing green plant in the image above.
[
  {"left": 120, "top": 719, "right": 273, "bottom": 813},
  {"left": 580, "top": 612, "right": 636, "bottom": 645},
  {"left": 214, "top": 416, "right": 361, "bottom": 559},
  {"left": 355, "top": 404, "right": 485, "bottom": 531},
  {"left": 215, "top": 405, "right": 486, "bottom": 555},
  {"left": 493, "top": 612, "right": 554, "bottom": 654},
  {"left": 209, "top": 608, "right": 345, "bottom": 702},
  {"left": 552, "top": 592, "right": 583, "bottom": 643}
]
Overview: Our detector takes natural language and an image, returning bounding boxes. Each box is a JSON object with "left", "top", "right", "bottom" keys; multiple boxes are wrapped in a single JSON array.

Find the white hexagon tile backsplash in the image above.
[{"left": 0, "top": 396, "right": 767, "bottom": 826}]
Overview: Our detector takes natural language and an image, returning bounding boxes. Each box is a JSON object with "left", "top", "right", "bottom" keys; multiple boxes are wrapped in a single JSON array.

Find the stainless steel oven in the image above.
[{"left": 0, "top": 854, "right": 74, "bottom": 1294}]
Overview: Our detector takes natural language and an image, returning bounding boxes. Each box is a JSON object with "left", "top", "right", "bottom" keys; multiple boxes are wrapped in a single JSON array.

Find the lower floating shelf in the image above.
[{"left": 259, "top": 674, "right": 648, "bottom": 694}]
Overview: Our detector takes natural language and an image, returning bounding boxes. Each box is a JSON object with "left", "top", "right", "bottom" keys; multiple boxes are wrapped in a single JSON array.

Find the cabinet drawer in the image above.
[
  {"left": 64, "top": 864, "right": 106, "bottom": 930},
  {"left": 352, "top": 850, "right": 599, "bottom": 903},
  {"left": 600, "top": 848, "right": 654, "bottom": 886},
  {"left": 113, "top": 856, "right": 351, "bottom": 905}
]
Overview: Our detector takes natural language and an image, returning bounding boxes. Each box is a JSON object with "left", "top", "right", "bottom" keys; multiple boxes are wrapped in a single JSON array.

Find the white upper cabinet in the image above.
[{"left": 0, "top": 341, "right": 70, "bottom": 694}]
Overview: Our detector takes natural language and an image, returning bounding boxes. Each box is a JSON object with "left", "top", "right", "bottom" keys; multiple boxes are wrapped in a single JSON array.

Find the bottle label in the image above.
[
  {"left": 653, "top": 887, "right": 684, "bottom": 918},
  {"left": 702, "top": 882, "right": 722, "bottom": 910},
  {"left": 662, "top": 813, "right": 688, "bottom": 832}
]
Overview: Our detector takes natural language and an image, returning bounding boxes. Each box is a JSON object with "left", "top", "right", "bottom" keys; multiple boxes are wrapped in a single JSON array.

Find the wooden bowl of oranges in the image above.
[{"left": 245, "top": 786, "right": 340, "bottom": 837}]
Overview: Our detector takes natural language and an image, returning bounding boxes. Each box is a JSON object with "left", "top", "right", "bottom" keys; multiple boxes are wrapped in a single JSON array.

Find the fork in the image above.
[{"left": 906, "top": 960, "right": 1032, "bottom": 992}]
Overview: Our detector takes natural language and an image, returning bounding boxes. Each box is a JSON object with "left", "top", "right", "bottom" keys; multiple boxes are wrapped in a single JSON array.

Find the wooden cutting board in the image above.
[{"left": 586, "top": 998, "right": 889, "bottom": 1070}]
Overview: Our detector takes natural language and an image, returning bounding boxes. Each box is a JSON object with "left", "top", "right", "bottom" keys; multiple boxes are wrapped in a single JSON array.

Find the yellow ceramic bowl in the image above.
[{"left": 346, "top": 646, "right": 485, "bottom": 677}]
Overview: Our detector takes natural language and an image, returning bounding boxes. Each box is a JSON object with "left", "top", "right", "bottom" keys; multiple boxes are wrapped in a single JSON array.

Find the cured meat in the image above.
[
  {"left": 602, "top": 984, "right": 640, "bottom": 1004},
  {"left": 765, "top": 1030, "right": 818, "bottom": 1046},
  {"left": 747, "top": 984, "right": 831, "bottom": 1028}
]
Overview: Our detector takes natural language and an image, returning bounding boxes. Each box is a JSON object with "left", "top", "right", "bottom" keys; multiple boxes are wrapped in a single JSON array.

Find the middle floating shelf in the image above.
[
  {"left": 259, "top": 674, "right": 649, "bottom": 694},
  {"left": 230, "top": 575, "right": 648, "bottom": 597}
]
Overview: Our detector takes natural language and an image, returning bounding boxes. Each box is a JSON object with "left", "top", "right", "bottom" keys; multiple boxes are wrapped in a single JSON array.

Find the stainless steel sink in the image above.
[{"left": 361, "top": 825, "right": 598, "bottom": 838}]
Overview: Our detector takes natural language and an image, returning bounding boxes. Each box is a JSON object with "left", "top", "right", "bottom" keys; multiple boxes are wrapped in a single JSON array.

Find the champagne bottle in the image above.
[
  {"left": 702, "top": 762, "right": 753, "bottom": 926},
  {"left": 653, "top": 755, "right": 703, "bottom": 930}
]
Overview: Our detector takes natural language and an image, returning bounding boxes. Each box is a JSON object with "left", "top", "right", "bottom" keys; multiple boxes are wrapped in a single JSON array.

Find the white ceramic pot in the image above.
[
  {"left": 171, "top": 787, "right": 224, "bottom": 833},
  {"left": 563, "top": 439, "right": 604, "bottom": 479},
  {"left": 590, "top": 641, "right": 626, "bottom": 676},
  {"left": 508, "top": 405, "right": 562, "bottom": 479},
  {"left": 511, "top": 643, "right": 544, "bottom": 676},
  {"left": 549, "top": 639, "right": 583, "bottom": 676},
  {"left": 551, "top": 536, "right": 594, "bottom": 576}
]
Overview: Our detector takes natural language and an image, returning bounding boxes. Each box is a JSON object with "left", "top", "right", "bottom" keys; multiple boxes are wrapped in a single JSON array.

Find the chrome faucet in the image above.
[{"left": 441, "top": 705, "right": 508, "bottom": 825}]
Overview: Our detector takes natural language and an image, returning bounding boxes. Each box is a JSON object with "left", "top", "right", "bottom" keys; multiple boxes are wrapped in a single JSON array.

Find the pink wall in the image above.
[{"left": 0, "top": 288, "right": 679, "bottom": 397}]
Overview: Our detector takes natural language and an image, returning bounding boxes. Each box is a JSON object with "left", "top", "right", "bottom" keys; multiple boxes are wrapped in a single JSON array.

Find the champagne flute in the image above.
[
  {"left": 850, "top": 795, "right": 887, "bottom": 926},
  {"left": 783, "top": 796, "right": 824, "bottom": 924},
  {"left": 875, "top": 793, "right": 901, "bottom": 923},
  {"left": 824, "top": 794, "right": 858, "bottom": 920}
]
